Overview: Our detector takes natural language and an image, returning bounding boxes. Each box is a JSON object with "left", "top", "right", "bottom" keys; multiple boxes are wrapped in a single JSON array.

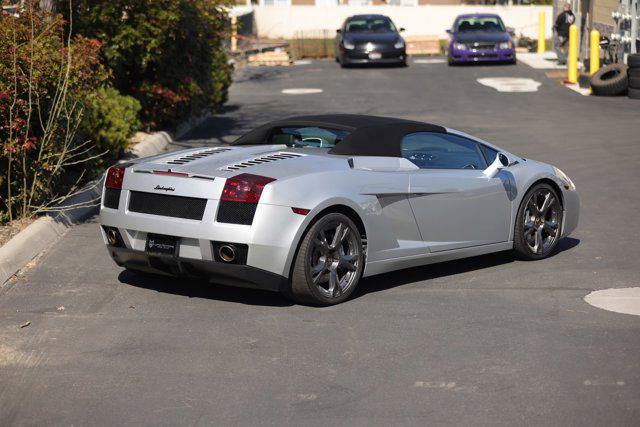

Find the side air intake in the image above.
[{"left": 220, "top": 152, "right": 304, "bottom": 172}]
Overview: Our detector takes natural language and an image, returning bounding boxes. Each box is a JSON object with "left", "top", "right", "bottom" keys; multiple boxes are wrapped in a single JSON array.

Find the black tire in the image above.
[
  {"left": 627, "top": 53, "right": 640, "bottom": 68},
  {"left": 288, "top": 212, "right": 364, "bottom": 306},
  {"left": 628, "top": 68, "right": 640, "bottom": 79},
  {"left": 513, "top": 183, "right": 563, "bottom": 261},
  {"left": 629, "top": 87, "right": 640, "bottom": 100},
  {"left": 590, "top": 63, "right": 628, "bottom": 96},
  {"left": 628, "top": 76, "right": 640, "bottom": 89}
]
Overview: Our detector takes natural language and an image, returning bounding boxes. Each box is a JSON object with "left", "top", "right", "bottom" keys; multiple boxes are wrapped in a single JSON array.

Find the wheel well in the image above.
[
  {"left": 288, "top": 204, "right": 368, "bottom": 279},
  {"left": 313, "top": 205, "right": 368, "bottom": 249},
  {"left": 533, "top": 178, "right": 564, "bottom": 208}
]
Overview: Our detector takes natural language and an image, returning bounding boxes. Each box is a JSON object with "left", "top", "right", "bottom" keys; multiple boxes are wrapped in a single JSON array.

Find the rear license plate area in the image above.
[{"left": 146, "top": 234, "right": 178, "bottom": 255}]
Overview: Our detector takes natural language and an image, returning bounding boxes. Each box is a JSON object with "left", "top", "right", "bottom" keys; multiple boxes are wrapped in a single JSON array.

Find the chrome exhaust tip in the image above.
[
  {"left": 106, "top": 228, "right": 119, "bottom": 246},
  {"left": 218, "top": 244, "right": 237, "bottom": 263}
]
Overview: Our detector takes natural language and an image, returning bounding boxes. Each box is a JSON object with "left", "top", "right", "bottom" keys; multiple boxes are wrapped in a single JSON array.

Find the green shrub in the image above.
[
  {"left": 58, "top": 0, "right": 233, "bottom": 129},
  {"left": 82, "top": 87, "right": 141, "bottom": 159}
]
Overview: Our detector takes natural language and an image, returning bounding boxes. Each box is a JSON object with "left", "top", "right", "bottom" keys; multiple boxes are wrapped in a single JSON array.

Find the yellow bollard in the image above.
[
  {"left": 231, "top": 15, "right": 238, "bottom": 53},
  {"left": 537, "top": 11, "right": 546, "bottom": 54},
  {"left": 567, "top": 24, "right": 578, "bottom": 83},
  {"left": 590, "top": 29, "right": 600, "bottom": 75}
]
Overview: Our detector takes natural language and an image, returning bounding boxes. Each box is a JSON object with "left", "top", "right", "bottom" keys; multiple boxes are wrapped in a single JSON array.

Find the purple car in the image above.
[{"left": 447, "top": 14, "right": 516, "bottom": 65}]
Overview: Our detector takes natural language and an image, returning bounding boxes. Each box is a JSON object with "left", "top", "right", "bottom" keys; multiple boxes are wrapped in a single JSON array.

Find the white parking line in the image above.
[
  {"left": 584, "top": 288, "right": 640, "bottom": 316},
  {"left": 477, "top": 77, "right": 541, "bottom": 92},
  {"left": 413, "top": 58, "right": 446, "bottom": 64},
  {"left": 282, "top": 88, "right": 323, "bottom": 95},
  {"left": 293, "top": 60, "right": 312, "bottom": 65}
]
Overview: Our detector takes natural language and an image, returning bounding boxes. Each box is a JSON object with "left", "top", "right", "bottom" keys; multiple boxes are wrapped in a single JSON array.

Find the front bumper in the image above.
[
  {"left": 449, "top": 48, "right": 515, "bottom": 63},
  {"left": 342, "top": 48, "right": 406, "bottom": 64},
  {"left": 108, "top": 245, "right": 287, "bottom": 292}
]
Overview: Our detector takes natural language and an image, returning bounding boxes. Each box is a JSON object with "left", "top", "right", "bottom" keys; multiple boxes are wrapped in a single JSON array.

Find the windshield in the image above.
[
  {"left": 345, "top": 17, "right": 396, "bottom": 33},
  {"left": 455, "top": 16, "right": 505, "bottom": 33},
  {"left": 269, "top": 127, "right": 350, "bottom": 148}
]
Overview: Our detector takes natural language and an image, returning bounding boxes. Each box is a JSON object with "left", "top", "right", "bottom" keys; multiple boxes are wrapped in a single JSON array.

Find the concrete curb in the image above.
[{"left": 0, "top": 132, "right": 172, "bottom": 285}]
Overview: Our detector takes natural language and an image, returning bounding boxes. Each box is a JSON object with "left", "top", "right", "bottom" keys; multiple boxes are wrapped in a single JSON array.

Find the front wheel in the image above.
[
  {"left": 513, "top": 183, "right": 563, "bottom": 260},
  {"left": 289, "top": 213, "right": 364, "bottom": 306}
]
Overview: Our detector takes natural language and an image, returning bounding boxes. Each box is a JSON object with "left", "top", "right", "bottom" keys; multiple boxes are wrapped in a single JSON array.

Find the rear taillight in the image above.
[
  {"left": 105, "top": 166, "right": 126, "bottom": 190},
  {"left": 221, "top": 173, "right": 275, "bottom": 204}
]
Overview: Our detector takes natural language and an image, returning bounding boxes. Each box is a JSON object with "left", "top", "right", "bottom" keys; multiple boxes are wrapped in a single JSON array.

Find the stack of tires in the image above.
[
  {"left": 628, "top": 54, "right": 640, "bottom": 100},
  {"left": 590, "top": 63, "right": 628, "bottom": 96}
]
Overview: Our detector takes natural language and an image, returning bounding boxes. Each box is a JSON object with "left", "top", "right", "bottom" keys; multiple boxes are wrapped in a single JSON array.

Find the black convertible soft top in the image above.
[{"left": 231, "top": 114, "right": 447, "bottom": 157}]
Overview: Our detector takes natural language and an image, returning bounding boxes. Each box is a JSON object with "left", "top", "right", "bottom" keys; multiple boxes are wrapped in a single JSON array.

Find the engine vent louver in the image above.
[
  {"left": 166, "top": 148, "right": 232, "bottom": 165},
  {"left": 221, "top": 152, "right": 303, "bottom": 172}
]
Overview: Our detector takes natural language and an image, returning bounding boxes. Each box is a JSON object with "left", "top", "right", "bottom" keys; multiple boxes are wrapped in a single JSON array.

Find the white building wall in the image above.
[{"left": 248, "top": 5, "right": 553, "bottom": 39}]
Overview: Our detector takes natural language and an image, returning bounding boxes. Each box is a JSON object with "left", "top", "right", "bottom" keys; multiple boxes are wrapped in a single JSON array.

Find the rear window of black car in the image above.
[
  {"left": 455, "top": 17, "right": 505, "bottom": 32},
  {"left": 345, "top": 18, "right": 396, "bottom": 33},
  {"left": 269, "top": 127, "right": 350, "bottom": 148}
]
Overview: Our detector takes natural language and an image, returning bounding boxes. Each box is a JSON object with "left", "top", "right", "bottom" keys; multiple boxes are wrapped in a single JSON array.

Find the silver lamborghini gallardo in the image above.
[{"left": 100, "top": 115, "right": 579, "bottom": 306}]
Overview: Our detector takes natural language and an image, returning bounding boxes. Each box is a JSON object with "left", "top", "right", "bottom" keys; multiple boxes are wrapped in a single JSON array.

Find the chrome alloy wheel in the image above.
[
  {"left": 308, "top": 221, "right": 360, "bottom": 299},
  {"left": 523, "top": 188, "right": 561, "bottom": 254}
]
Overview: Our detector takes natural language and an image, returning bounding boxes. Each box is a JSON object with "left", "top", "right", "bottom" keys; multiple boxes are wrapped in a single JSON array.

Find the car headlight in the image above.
[
  {"left": 343, "top": 40, "right": 355, "bottom": 50},
  {"left": 499, "top": 41, "right": 513, "bottom": 50},
  {"left": 394, "top": 39, "right": 405, "bottom": 49},
  {"left": 554, "top": 167, "right": 576, "bottom": 190},
  {"left": 453, "top": 43, "right": 467, "bottom": 50}
]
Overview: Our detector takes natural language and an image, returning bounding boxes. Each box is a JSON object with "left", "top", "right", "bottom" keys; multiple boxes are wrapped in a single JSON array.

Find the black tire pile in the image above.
[
  {"left": 628, "top": 54, "right": 640, "bottom": 100},
  {"left": 590, "top": 63, "right": 628, "bottom": 96}
]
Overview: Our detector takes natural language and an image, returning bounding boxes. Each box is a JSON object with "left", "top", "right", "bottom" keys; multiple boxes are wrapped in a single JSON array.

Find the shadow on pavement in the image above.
[
  {"left": 117, "top": 269, "right": 294, "bottom": 307},
  {"left": 354, "top": 237, "right": 580, "bottom": 298},
  {"left": 117, "top": 238, "right": 579, "bottom": 306}
]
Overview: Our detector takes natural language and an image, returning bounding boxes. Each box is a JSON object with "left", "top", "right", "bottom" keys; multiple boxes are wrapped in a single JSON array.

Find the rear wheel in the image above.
[
  {"left": 513, "top": 183, "right": 563, "bottom": 260},
  {"left": 289, "top": 213, "right": 364, "bottom": 306}
]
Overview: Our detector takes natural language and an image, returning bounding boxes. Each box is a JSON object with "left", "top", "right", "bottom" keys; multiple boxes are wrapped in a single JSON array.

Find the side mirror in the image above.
[
  {"left": 446, "top": 29, "right": 453, "bottom": 35},
  {"left": 506, "top": 26, "right": 515, "bottom": 37},
  {"left": 399, "top": 27, "right": 405, "bottom": 32},
  {"left": 336, "top": 29, "right": 341, "bottom": 34},
  {"left": 483, "top": 152, "right": 511, "bottom": 178}
]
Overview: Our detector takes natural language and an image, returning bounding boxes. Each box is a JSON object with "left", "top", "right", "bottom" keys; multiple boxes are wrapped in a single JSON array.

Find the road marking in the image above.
[
  {"left": 293, "top": 60, "right": 312, "bottom": 65},
  {"left": 413, "top": 58, "right": 446, "bottom": 64},
  {"left": 584, "top": 379, "right": 626, "bottom": 386},
  {"left": 477, "top": 77, "right": 541, "bottom": 92},
  {"left": 282, "top": 88, "right": 323, "bottom": 95},
  {"left": 414, "top": 381, "right": 456, "bottom": 389},
  {"left": 584, "top": 287, "right": 640, "bottom": 316}
]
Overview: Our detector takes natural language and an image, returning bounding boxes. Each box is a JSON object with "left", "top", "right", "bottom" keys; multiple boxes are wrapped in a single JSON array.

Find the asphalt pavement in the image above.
[{"left": 1, "top": 58, "right": 639, "bottom": 426}]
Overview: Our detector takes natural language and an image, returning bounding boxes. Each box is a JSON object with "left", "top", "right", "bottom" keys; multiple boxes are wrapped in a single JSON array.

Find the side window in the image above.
[
  {"left": 401, "top": 132, "right": 488, "bottom": 170},
  {"left": 481, "top": 145, "right": 499, "bottom": 164}
]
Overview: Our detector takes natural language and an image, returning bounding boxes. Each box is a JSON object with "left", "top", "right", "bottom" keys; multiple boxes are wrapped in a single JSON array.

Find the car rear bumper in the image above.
[
  {"left": 99, "top": 185, "right": 307, "bottom": 278},
  {"left": 107, "top": 245, "right": 287, "bottom": 292},
  {"left": 449, "top": 49, "right": 515, "bottom": 63}
]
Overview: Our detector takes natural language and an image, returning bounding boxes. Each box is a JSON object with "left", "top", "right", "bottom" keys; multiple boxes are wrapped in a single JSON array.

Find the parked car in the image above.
[
  {"left": 100, "top": 114, "right": 579, "bottom": 306},
  {"left": 335, "top": 14, "right": 406, "bottom": 67},
  {"left": 447, "top": 14, "right": 516, "bottom": 65}
]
